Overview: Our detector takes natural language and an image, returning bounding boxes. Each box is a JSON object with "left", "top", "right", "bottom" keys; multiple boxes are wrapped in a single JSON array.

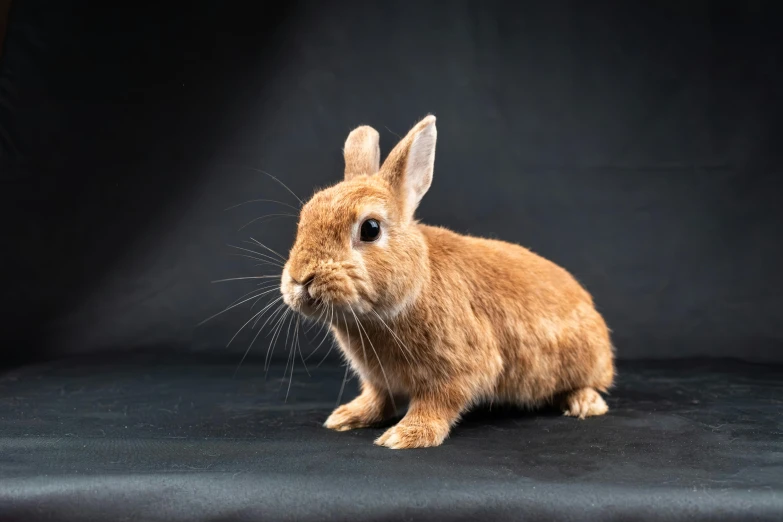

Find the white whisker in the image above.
[
  {"left": 226, "top": 254, "right": 284, "bottom": 270},
  {"left": 249, "top": 293, "right": 270, "bottom": 312},
  {"left": 249, "top": 285, "right": 283, "bottom": 311},
  {"left": 304, "top": 303, "right": 327, "bottom": 335},
  {"left": 305, "top": 303, "right": 334, "bottom": 362},
  {"left": 348, "top": 306, "right": 368, "bottom": 367},
  {"left": 211, "top": 275, "right": 281, "bottom": 283},
  {"left": 285, "top": 316, "right": 307, "bottom": 401},
  {"left": 218, "top": 164, "right": 304, "bottom": 206},
  {"left": 281, "top": 313, "right": 296, "bottom": 397},
  {"left": 252, "top": 295, "right": 284, "bottom": 326},
  {"left": 233, "top": 304, "right": 276, "bottom": 379},
  {"left": 227, "top": 283, "right": 278, "bottom": 308},
  {"left": 247, "top": 237, "right": 287, "bottom": 263},
  {"left": 262, "top": 305, "right": 288, "bottom": 371},
  {"left": 315, "top": 310, "right": 343, "bottom": 367},
  {"left": 267, "top": 308, "right": 293, "bottom": 382},
  {"left": 227, "top": 245, "right": 284, "bottom": 266},
  {"left": 198, "top": 291, "right": 277, "bottom": 327},
  {"left": 371, "top": 310, "right": 414, "bottom": 366},
  {"left": 265, "top": 307, "right": 290, "bottom": 375},
  {"left": 295, "top": 315, "right": 310, "bottom": 377},
  {"left": 258, "top": 302, "right": 286, "bottom": 332},
  {"left": 349, "top": 305, "right": 396, "bottom": 411},
  {"left": 224, "top": 198, "right": 300, "bottom": 212},
  {"left": 238, "top": 213, "right": 298, "bottom": 232},
  {"left": 336, "top": 365, "right": 350, "bottom": 407},
  {"left": 277, "top": 312, "right": 295, "bottom": 387},
  {"left": 303, "top": 305, "right": 330, "bottom": 359},
  {"left": 225, "top": 288, "right": 283, "bottom": 348}
]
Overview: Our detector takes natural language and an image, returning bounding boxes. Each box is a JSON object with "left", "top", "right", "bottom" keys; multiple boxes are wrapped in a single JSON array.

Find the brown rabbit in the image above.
[{"left": 280, "top": 115, "right": 615, "bottom": 449}]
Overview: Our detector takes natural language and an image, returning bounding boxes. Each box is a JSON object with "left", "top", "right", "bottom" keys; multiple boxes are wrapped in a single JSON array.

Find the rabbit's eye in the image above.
[{"left": 360, "top": 219, "right": 381, "bottom": 242}]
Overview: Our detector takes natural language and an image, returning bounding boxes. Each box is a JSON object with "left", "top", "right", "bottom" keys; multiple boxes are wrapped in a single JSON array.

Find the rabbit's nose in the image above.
[{"left": 291, "top": 273, "right": 314, "bottom": 287}]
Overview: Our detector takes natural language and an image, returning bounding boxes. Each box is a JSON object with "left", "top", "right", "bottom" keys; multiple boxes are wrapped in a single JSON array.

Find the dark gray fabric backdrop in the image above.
[{"left": 1, "top": 1, "right": 781, "bottom": 364}]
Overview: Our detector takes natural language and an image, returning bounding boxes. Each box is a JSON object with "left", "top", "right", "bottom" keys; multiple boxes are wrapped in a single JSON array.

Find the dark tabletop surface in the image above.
[{"left": 0, "top": 353, "right": 781, "bottom": 521}]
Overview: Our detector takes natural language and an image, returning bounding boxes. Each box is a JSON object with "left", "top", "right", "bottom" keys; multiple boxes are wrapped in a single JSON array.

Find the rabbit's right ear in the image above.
[
  {"left": 343, "top": 125, "right": 381, "bottom": 181},
  {"left": 378, "top": 115, "right": 436, "bottom": 221}
]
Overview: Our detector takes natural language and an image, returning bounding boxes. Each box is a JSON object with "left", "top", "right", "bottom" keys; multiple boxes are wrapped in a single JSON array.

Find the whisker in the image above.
[
  {"left": 198, "top": 291, "right": 277, "bottom": 327},
  {"left": 225, "top": 308, "right": 267, "bottom": 351},
  {"left": 211, "top": 275, "right": 281, "bottom": 283},
  {"left": 304, "top": 303, "right": 334, "bottom": 362},
  {"left": 218, "top": 164, "right": 304, "bottom": 206},
  {"left": 227, "top": 245, "right": 285, "bottom": 266},
  {"left": 233, "top": 304, "right": 276, "bottom": 378},
  {"left": 294, "top": 315, "right": 310, "bottom": 377},
  {"left": 238, "top": 213, "right": 298, "bottom": 232},
  {"left": 276, "top": 312, "right": 295, "bottom": 387},
  {"left": 269, "top": 307, "right": 290, "bottom": 343},
  {"left": 266, "top": 308, "right": 291, "bottom": 378},
  {"left": 261, "top": 303, "right": 289, "bottom": 339},
  {"left": 349, "top": 305, "right": 396, "bottom": 411},
  {"left": 284, "top": 311, "right": 295, "bottom": 358},
  {"left": 247, "top": 237, "right": 287, "bottom": 263},
  {"left": 336, "top": 365, "right": 350, "bottom": 408},
  {"left": 383, "top": 125, "right": 402, "bottom": 139},
  {"left": 224, "top": 198, "right": 301, "bottom": 212},
  {"left": 293, "top": 317, "right": 310, "bottom": 395},
  {"left": 315, "top": 309, "right": 343, "bottom": 367},
  {"left": 228, "top": 254, "right": 283, "bottom": 270},
  {"left": 227, "top": 283, "right": 278, "bottom": 308},
  {"left": 249, "top": 292, "right": 271, "bottom": 312},
  {"left": 315, "top": 340, "right": 336, "bottom": 369},
  {"left": 261, "top": 305, "right": 287, "bottom": 370},
  {"left": 304, "top": 303, "right": 327, "bottom": 335},
  {"left": 268, "top": 307, "right": 290, "bottom": 342},
  {"left": 303, "top": 305, "right": 329, "bottom": 357},
  {"left": 225, "top": 288, "right": 283, "bottom": 348},
  {"left": 303, "top": 331, "right": 326, "bottom": 361},
  {"left": 370, "top": 310, "right": 414, "bottom": 366},
  {"left": 348, "top": 306, "right": 368, "bottom": 367},
  {"left": 252, "top": 295, "right": 284, "bottom": 326},
  {"left": 258, "top": 302, "right": 286, "bottom": 332},
  {"left": 280, "top": 313, "right": 296, "bottom": 397},
  {"left": 234, "top": 328, "right": 263, "bottom": 378},
  {"left": 246, "top": 290, "right": 276, "bottom": 314}
]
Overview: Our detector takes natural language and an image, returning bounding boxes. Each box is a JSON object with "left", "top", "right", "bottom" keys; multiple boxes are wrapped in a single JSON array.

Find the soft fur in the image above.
[{"left": 280, "top": 115, "right": 615, "bottom": 449}]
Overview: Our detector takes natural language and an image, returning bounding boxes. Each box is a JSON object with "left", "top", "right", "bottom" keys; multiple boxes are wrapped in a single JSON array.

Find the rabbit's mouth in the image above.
[
  {"left": 298, "top": 293, "right": 323, "bottom": 317},
  {"left": 281, "top": 281, "right": 320, "bottom": 318},
  {"left": 281, "top": 261, "right": 375, "bottom": 323}
]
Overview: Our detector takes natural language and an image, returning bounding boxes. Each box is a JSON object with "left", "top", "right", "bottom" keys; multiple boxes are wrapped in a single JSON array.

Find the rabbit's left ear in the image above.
[
  {"left": 343, "top": 125, "right": 381, "bottom": 181},
  {"left": 379, "top": 115, "right": 437, "bottom": 220}
]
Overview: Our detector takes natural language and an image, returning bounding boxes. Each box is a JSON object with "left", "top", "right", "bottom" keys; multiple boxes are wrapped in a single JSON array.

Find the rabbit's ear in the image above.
[
  {"left": 343, "top": 125, "right": 381, "bottom": 181},
  {"left": 379, "top": 115, "right": 437, "bottom": 220}
]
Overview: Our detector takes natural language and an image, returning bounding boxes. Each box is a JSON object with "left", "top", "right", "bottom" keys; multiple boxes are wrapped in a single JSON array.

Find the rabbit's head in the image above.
[{"left": 281, "top": 116, "right": 437, "bottom": 321}]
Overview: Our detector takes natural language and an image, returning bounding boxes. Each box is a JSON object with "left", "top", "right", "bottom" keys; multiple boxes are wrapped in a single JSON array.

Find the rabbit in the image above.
[{"left": 280, "top": 115, "right": 615, "bottom": 449}]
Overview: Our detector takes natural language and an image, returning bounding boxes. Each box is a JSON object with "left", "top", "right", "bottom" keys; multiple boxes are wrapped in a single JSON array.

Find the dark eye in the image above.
[{"left": 359, "top": 219, "right": 381, "bottom": 242}]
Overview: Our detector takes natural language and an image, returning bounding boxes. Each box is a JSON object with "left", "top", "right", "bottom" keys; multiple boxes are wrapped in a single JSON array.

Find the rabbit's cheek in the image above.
[{"left": 309, "top": 272, "right": 359, "bottom": 308}]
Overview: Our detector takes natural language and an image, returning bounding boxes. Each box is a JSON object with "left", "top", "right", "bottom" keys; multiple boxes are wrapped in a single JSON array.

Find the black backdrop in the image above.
[{"left": 1, "top": 1, "right": 782, "bottom": 365}]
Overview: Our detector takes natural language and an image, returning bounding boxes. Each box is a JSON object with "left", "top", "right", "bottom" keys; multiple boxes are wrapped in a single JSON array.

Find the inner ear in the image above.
[
  {"left": 378, "top": 115, "right": 437, "bottom": 219},
  {"left": 343, "top": 125, "right": 380, "bottom": 181}
]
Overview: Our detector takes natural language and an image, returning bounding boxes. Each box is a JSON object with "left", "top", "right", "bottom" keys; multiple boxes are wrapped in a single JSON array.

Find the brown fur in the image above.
[{"left": 281, "top": 116, "right": 615, "bottom": 449}]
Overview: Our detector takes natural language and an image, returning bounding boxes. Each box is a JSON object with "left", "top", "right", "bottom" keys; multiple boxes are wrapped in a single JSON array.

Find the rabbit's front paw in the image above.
[
  {"left": 324, "top": 403, "right": 378, "bottom": 431},
  {"left": 374, "top": 421, "right": 448, "bottom": 449}
]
